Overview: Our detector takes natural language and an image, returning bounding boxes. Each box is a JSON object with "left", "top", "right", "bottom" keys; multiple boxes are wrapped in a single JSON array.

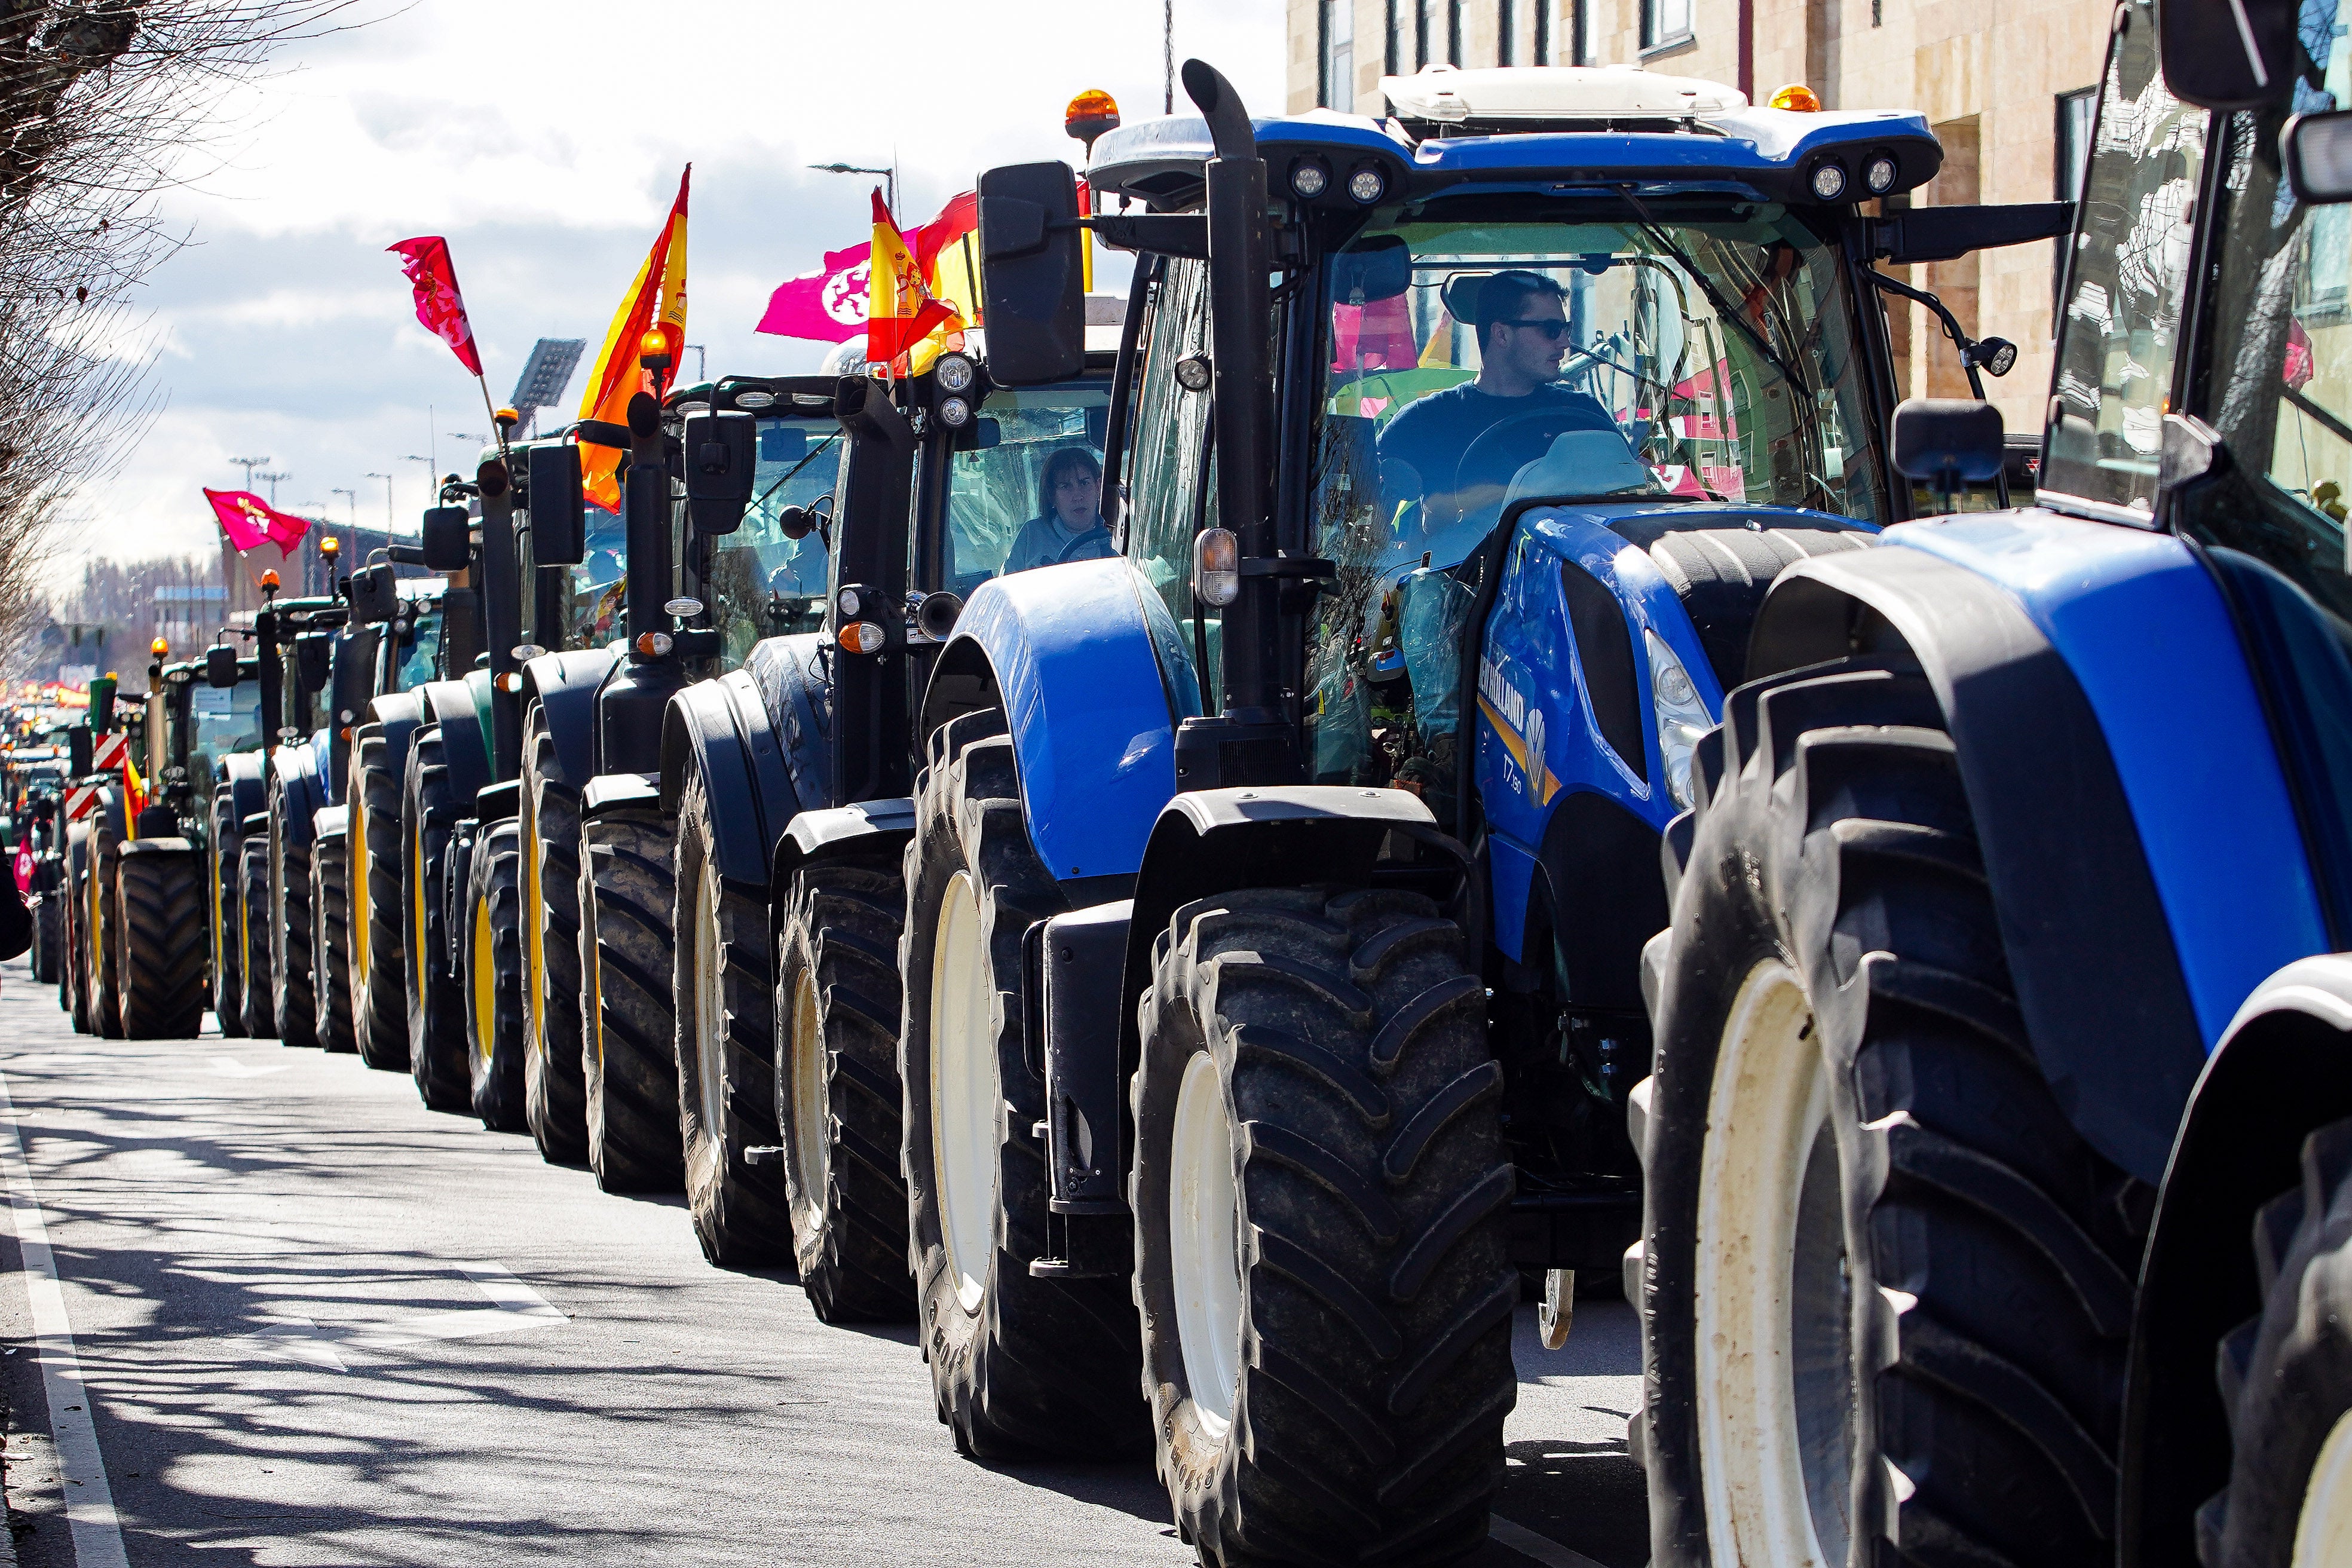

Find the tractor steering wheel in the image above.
[{"left": 1452, "top": 410, "right": 1630, "bottom": 510}]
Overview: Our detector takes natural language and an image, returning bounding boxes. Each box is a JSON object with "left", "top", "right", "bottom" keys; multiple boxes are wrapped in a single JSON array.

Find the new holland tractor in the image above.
[
  {"left": 103, "top": 639, "right": 267, "bottom": 1039},
  {"left": 662, "top": 338, "right": 1117, "bottom": 1296},
  {"left": 336, "top": 565, "right": 444, "bottom": 1070},
  {"left": 914, "top": 58, "right": 2063, "bottom": 1562},
  {"left": 1632, "top": 0, "right": 2352, "bottom": 1563},
  {"left": 517, "top": 363, "right": 840, "bottom": 1201}
]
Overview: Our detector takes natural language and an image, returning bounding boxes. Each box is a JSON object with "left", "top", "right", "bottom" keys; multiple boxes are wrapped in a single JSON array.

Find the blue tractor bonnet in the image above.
[{"left": 1086, "top": 97, "right": 1941, "bottom": 210}]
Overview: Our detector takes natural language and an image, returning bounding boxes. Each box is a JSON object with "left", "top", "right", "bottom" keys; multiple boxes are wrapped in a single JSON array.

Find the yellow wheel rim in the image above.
[
  {"left": 411, "top": 822, "right": 428, "bottom": 982},
  {"left": 471, "top": 892, "right": 495, "bottom": 1068}
]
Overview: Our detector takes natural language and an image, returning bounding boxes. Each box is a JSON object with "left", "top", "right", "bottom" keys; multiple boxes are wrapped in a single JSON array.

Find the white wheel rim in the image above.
[
  {"left": 2296, "top": 1408, "right": 2352, "bottom": 1567},
  {"left": 929, "top": 870, "right": 999, "bottom": 1315},
  {"left": 1695, "top": 959, "right": 1854, "bottom": 1568},
  {"left": 789, "top": 967, "right": 829, "bottom": 1222},
  {"left": 351, "top": 802, "right": 370, "bottom": 986},
  {"left": 521, "top": 798, "right": 540, "bottom": 1055},
  {"left": 1169, "top": 1050, "right": 1242, "bottom": 1438},
  {"left": 694, "top": 865, "right": 726, "bottom": 1143}
]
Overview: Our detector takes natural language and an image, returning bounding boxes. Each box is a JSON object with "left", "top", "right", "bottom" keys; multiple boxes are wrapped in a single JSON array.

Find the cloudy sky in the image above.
[{"left": 76, "top": 0, "right": 1282, "bottom": 569}]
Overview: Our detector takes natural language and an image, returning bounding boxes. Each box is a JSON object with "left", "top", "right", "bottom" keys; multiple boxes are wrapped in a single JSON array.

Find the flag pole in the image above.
[{"left": 476, "top": 372, "right": 512, "bottom": 465}]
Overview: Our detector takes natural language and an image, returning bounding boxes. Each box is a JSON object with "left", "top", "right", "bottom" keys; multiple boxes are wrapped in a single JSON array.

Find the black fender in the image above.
[
  {"left": 740, "top": 633, "right": 834, "bottom": 819},
  {"left": 1527, "top": 788, "right": 1671, "bottom": 1015},
  {"left": 580, "top": 771, "right": 661, "bottom": 823},
  {"left": 270, "top": 740, "right": 327, "bottom": 848},
  {"left": 2117, "top": 954, "right": 2352, "bottom": 1568},
  {"left": 659, "top": 668, "right": 803, "bottom": 896},
  {"left": 312, "top": 805, "right": 348, "bottom": 845},
  {"left": 417, "top": 678, "right": 492, "bottom": 810},
  {"left": 366, "top": 690, "right": 429, "bottom": 794},
  {"left": 1738, "top": 545, "right": 2203, "bottom": 1184},
  {"left": 770, "top": 798, "right": 915, "bottom": 889},
  {"left": 220, "top": 750, "right": 268, "bottom": 834},
  {"left": 118, "top": 838, "right": 197, "bottom": 861},
  {"left": 521, "top": 646, "right": 620, "bottom": 792}
]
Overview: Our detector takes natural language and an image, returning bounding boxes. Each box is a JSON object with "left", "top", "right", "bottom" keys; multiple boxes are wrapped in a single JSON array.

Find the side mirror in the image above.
[
  {"left": 978, "top": 161, "right": 1085, "bottom": 387},
  {"left": 1891, "top": 398, "right": 2005, "bottom": 488},
  {"left": 68, "top": 728, "right": 90, "bottom": 777},
  {"left": 527, "top": 442, "right": 586, "bottom": 565},
  {"left": 683, "top": 411, "right": 756, "bottom": 537},
  {"left": 420, "top": 505, "right": 471, "bottom": 572},
  {"left": 2286, "top": 110, "right": 2352, "bottom": 204},
  {"left": 295, "top": 630, "right": 333, "bottom": 694},
  {"left": 205, "top": 646, "right": 240, "bottom": 688},
  {"left": 2158, "top": 0, "right": 2296, "bottom": 108},
  {"left": 348, "top": 562, "right": 399, "bottom": 624}
]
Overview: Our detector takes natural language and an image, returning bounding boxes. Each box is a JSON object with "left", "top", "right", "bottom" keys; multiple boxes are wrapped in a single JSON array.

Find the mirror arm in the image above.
[
  {"left": 1084, "top": 213, "right": 1210, "bottom": 260},
  {"left": 1864, "top": 269, "right": 2007, "bottom": 507}
]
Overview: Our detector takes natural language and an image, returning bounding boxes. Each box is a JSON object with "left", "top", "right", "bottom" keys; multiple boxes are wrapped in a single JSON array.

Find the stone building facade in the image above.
[{"left": 1285, "top": 0, "right": 2113, "bottom": 427}]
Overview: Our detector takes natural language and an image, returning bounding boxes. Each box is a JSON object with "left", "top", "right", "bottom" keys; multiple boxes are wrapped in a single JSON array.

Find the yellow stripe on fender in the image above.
[{"left": 1478, "top": 693, "right": 1561, "bottom": 806}]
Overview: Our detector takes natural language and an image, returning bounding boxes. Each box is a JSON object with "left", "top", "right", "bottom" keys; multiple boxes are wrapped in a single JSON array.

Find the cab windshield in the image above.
[
  {"left": 706, "top": 415, "right": 837, "bottom": 666},
  {"left": 188, "top": 678, "right": 262, "bottom": 782},
  {"left": 1301, "top": 201, "right": 1882, "bottom": 813},
  {"left": 941, "top": 379, "right": 1113, "bottom": 595}
]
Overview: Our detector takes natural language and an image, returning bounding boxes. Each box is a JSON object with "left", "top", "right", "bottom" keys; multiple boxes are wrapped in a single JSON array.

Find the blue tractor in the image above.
[
  {"left": 901, "top": 59, "right": 2057, "bottom": 1560},
  {"left": 1633, "top": 0, "right": 2352, "bottom": 1563}
]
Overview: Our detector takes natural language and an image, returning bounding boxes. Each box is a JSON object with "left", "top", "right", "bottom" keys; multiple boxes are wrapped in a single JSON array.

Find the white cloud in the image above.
[{"left": 69, "top": 0, "right": 1284, "bottom": 571}]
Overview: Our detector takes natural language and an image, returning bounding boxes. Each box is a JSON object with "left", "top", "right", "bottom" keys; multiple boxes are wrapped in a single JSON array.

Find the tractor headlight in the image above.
[
  {"left": 933, "top": 353, "right": 976, "bottom": 394},
  {"left": 1646, "top": 630, "right": 1713, "bottom": 810},
  {"left": 1808, "top": 159, "right": 1849, "bottom": 202}
]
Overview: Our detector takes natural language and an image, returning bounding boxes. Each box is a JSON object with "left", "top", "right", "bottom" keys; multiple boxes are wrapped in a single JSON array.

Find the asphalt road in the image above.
[{"left": 0, "top": 954, "right": 1648, "bottom": 1567}]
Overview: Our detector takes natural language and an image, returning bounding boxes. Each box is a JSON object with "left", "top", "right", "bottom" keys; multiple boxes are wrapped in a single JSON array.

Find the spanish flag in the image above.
[
  {"left": 578, "top": 166, "right": 691, "bottom": 509},
  {"left": 868, "top": 189, "right": 957, "bottom": 368}
]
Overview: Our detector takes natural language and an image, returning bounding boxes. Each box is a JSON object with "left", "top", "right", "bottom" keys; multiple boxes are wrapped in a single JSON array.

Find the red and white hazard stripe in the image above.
[
  {"left": 65, "top": 783, "right": 98, "bottom": 821},
  {"left": 90, "top": 733, "right": 125, "bottom": 771}
]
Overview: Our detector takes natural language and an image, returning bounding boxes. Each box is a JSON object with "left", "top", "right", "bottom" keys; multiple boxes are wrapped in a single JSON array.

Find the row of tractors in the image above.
[{"left": 25, "top": 3, "right": 2352, "bottom": 1557}]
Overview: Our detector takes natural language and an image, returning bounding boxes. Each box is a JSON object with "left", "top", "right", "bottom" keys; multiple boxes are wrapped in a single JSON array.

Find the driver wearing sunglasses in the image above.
[{"left": 1376, "top": 269, "right": 1620, "bottom": 528}]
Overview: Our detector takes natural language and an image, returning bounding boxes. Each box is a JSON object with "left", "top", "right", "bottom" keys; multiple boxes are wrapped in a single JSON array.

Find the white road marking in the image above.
[
  {"left": 210, "top": 1057, "right": 287, "bottom": 1077},
  {"left": 0, "top": 1065, "right": 131, "bottom": 1568},
  {"left": 240, "top": 1260, "right": 566, "bottom": 1371},
  {"left": 1490, "top": 1514, "right": 1610, "bottom": 1568}
]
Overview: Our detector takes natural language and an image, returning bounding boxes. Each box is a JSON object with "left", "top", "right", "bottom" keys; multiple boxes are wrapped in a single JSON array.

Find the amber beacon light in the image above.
[
  {"left": 1769, "top": 84, "right": 1823, "bottom": 111},
  {"left": 1065, "top": 89, "right": 1120, "bottom": 152}
]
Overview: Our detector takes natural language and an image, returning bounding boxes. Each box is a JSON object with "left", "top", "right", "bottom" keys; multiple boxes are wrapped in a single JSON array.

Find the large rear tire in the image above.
[
  {"left": 351, "top": 732, "right": 408, "bottom": 1070},
  {"left": 210, "top": 785, "right": 246, "bottom": 1037},
  {"left": 465, "top": 820, "right": 528, "bottom": 1131},
  {"left": 1131, "top": 886, "right": 1515, "bottom": 1567},
  {"left": 311, "top": 832, "right": 355, "bottom": 1052},
  {"left": 580, "top": 806, "right": 683, "bottom": 1192},
  {"left": 237, "top": 836, "right": 275, "bottom": 1039},
  {"left": 115, "top": 851, "right": 207, "bottom": 1039},
  {"left": 63, "top": 826, "right": 88, "bottom": 1032},
  {"left": 403, "top": 728, "right": 468, "bottom": 1110},
  {"left": 2199, "top": 1116, "right": 2352, "bottom": 1567},
  {"left": 85, "top": 798, "right": 124, "bottom": 1039},
  {"left": 1639, "top": 656, "right": 2148, "bottom": 1568},
  {"left": 775, "top": 856, "right": 914, "bottom": 1321},
  {"left": 675, "top": 770, "right": 792, "bottom": 1266},
  {"left": 267, "top": 780, "right": 316, "bottom": 1048},
  {"left": 30, "top": 892, "right": 59, "bottom": 987},
  {"left": 899, "top": 711, "right": 1147, "bottom": 1458},
  {"left": 521, "top": 713, "right": 587, "bottom": 1163}
]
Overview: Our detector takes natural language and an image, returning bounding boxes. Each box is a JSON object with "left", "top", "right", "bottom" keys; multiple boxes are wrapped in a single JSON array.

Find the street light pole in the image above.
[
  {"left": 228, "top": 455, "right": 271, "bottom": 492},
  {"left": 366, "top": 473, "right": 392, "bottom": 531},
  {"left": 256, "top": 470, "right": 289, "bottom": 507},
  {"left": 332, "top": 487, "right": 357, "bottom": 576}
]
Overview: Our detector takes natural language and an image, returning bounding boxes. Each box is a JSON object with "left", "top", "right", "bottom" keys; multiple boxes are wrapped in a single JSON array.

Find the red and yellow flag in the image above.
[
  {"left": 578, "top": 166, "right": 691, "bottom": 509},
  {"left": 868, "top": 189, "right": 958, "bottom": 369}
]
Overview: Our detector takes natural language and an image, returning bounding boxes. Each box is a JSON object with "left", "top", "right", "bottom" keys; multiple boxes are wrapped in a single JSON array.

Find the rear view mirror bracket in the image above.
[{"left": 1871, "top": 202, "right": 2074, "bottom": 266}]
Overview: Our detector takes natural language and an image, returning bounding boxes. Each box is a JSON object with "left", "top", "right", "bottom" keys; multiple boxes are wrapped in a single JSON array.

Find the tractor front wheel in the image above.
[
  {"left": 1132, "top": 887, "right": 1514, "bottom": 1567},
  {"left": 1639, "top": 656, "right": 2147, "bottom": 1568},
  {"left": 464, "top": 820, "right": 527, "bottom": 1131}
]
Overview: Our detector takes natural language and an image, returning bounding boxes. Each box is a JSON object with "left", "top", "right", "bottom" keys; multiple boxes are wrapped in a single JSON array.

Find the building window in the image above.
[
  {"left": 1643, "top": 0, "right": 1693, "bottom": 50},
  {"left": 1322, "top": 0, "right": 1355, "bottom": 108},
  {"left": 1535, "top": 0, "right": 1549, "bottom": 61}
]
